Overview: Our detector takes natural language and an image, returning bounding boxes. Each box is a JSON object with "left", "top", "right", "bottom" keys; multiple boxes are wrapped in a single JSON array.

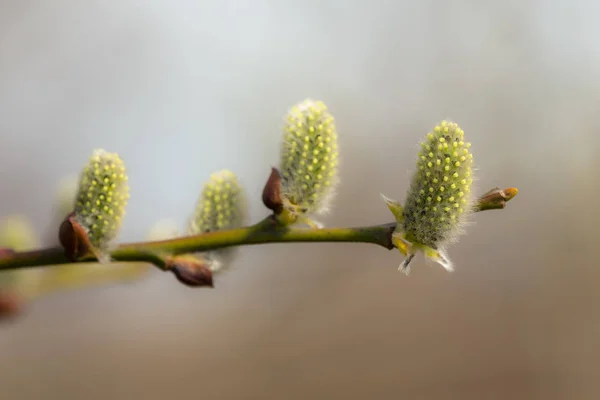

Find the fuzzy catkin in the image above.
[
  {"left": 73, "top": 149, "right": 129, "bottom": 252},
  {"left": 188, "top": 170, "right": 247, "bottom": 273},
  {"left": 188, "top": 170, "right": 246, "bottom": 234},
  {"left": 280, "top": 99, "right": 339, "bottom": 215},
  {"left": 402, "top": 120, "right": 474, "bottom": 247}
]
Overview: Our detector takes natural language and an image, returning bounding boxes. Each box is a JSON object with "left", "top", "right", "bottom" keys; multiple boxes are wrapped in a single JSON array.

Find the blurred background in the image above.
[{"left": 0, "top": 0, "right": 599, "bottom": 399}]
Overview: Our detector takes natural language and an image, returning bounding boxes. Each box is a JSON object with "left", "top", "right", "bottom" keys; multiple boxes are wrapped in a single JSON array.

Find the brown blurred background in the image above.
[{"left": 1, "top": 0, "right": 599, "bottom": 399}]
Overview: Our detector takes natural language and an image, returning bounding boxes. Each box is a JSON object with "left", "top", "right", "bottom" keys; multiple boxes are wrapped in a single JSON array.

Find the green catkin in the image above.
[
  {"left": 188, "top": 170, "right": 246, "bottom": 234},
  {"left": 73, "top": 149, "right": 129, "bottom": 258},
  {"left": 188, "top": 170, "right": 247, "bottom": 272},
  {"left": 403, "top": 120, "right": 474, "bottom": 245},
  {"left": 279, "top": 99, "right": 339, "bottom": 225},
  {"left": 383, "top": 120, "right": 475, "bottom": 273}
]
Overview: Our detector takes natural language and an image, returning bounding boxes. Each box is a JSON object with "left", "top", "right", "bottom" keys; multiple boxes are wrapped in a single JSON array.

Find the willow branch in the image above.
[{"left": 0, "top": 187, "right": 517, "bottom": 272}]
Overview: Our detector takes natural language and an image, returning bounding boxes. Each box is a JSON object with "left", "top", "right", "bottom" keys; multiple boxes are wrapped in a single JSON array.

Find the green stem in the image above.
[
  {"left": 0, "top": 218, "right": 396, "bottom": 271},
  {"left": 0, "top": 187, "right": 517, "bottom": 272}
]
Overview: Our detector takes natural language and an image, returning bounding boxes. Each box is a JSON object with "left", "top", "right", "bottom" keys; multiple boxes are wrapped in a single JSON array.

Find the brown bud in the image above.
[
  {"left": 167, "top": 255, "right": 214, "bottom": 288},
  {"left": 262, "top": 167, "right": 284, "bottom": 214},
  {"left": 476, "top": 187, "right": 519, "bottom": 211},
  {"left": 59, "top": 212, "right": 92, "bottom": 261},
  {"left": 0, "top": 291, "right": 23, "bottom": 322}
]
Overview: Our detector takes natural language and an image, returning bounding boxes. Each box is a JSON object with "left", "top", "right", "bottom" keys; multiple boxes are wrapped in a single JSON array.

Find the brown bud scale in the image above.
[
  {"left": 167, "top": 256, "right": 214, "bottom": 288},
  {"left": 262, "top": 167, "right": 284, "bottom": 214},
  {"left": 59, "top": 212, "right": 92, "bottom": 261}
]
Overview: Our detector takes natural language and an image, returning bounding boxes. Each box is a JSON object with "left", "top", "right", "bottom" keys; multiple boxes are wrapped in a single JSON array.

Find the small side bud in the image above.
[
  {"left": 381, "top": 194, "right": 404, "bottom": 223},
  {"left": 262, "top": 167, "right": 284, "bottom": 214},
  {"left": 278, "top": 99, "right": 339, "bottom": 226},
  {"left": 167, "top": 255, "right": 213, "bottom": 288},
  {"left": 476, "top": 187, "right": 519, "bottom": 211},
  {"left": 71, "top": 149, "right": 129, "bottom": 262}
]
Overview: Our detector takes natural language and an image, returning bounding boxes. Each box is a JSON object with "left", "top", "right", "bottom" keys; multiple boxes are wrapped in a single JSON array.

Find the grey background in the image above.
[{"left": 1, "top": 0, "right": 599, "bottom": 399}]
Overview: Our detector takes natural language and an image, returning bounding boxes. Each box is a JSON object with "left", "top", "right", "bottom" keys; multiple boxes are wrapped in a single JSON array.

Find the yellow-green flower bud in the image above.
[
  {"left": 73, "top": 149, "right": 129, "bottom": 256},
  {"left": 188, "top": 170, "right": 246, "bottom": 234},
  {"left": 383, "top": 120, "right": 474, "bottom": 273},
  {"left": 404, "top": 121, "right": 474, "bottom": 244},
  {"left": 279, "top": 99, "right": 339, "bottom": 225},
  {"left": 188, "top": 170, "right": 247, "bottom": 273}
]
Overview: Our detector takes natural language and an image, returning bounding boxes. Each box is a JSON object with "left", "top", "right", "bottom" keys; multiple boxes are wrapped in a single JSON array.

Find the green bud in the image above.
[
  {"left": 279, "top": 99, "right": 339, "bottom": 226},
  {"left": 188, "top": 169, "right": 246, "bottom": 234},
  {"left": 383, "top": 120, "right": 474, "bottom": 273},
  {"left": 73, "top": 149, "right": 129, "bottom": 257}
]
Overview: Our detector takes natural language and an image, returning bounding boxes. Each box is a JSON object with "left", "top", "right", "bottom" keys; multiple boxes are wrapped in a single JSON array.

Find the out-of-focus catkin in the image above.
[
  {"left": 188, "top": 170, "right": 247, "bottom": 273},
  {"left": 188, "top": 170, "right": 246, "bottom": 234}
]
